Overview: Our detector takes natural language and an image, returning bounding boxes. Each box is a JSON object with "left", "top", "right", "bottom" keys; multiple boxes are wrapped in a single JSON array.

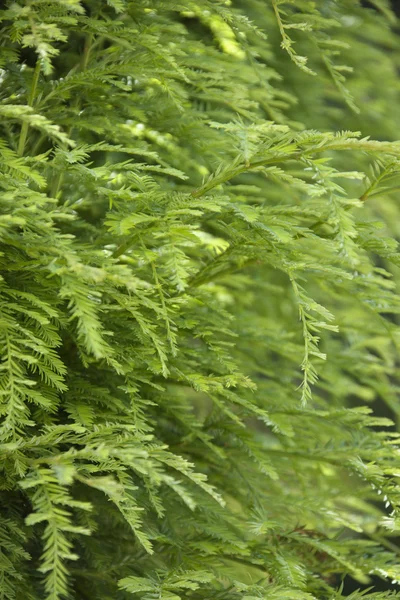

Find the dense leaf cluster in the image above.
[{"left": 2, "top": 1, "right": 400, "bottom": 599}]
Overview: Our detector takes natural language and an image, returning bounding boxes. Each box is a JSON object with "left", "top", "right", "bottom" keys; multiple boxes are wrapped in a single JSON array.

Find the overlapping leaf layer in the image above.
[{"left": 2, "top": 2, "right": 400, "bottom": 599}]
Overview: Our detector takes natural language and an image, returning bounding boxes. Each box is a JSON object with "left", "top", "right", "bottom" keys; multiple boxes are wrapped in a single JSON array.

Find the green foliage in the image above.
[{"left": 2, "top": 1, "right": 400, "bottom": 599}]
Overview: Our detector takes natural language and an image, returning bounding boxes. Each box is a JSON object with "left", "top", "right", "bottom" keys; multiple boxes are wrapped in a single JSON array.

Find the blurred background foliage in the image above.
[{"left": 3, "top": 1, "right": 400, "bottom": 599}]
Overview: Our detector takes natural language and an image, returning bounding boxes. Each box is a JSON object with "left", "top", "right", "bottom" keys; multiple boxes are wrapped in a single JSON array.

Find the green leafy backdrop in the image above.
[{"left": 2, "top": 1, "right": 400, "bottom": 599}]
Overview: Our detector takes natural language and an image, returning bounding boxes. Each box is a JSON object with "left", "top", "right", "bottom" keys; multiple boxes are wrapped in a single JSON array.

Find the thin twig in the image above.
[{"left": 17, "top": 60, "right": 41, "bottom": 157}]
